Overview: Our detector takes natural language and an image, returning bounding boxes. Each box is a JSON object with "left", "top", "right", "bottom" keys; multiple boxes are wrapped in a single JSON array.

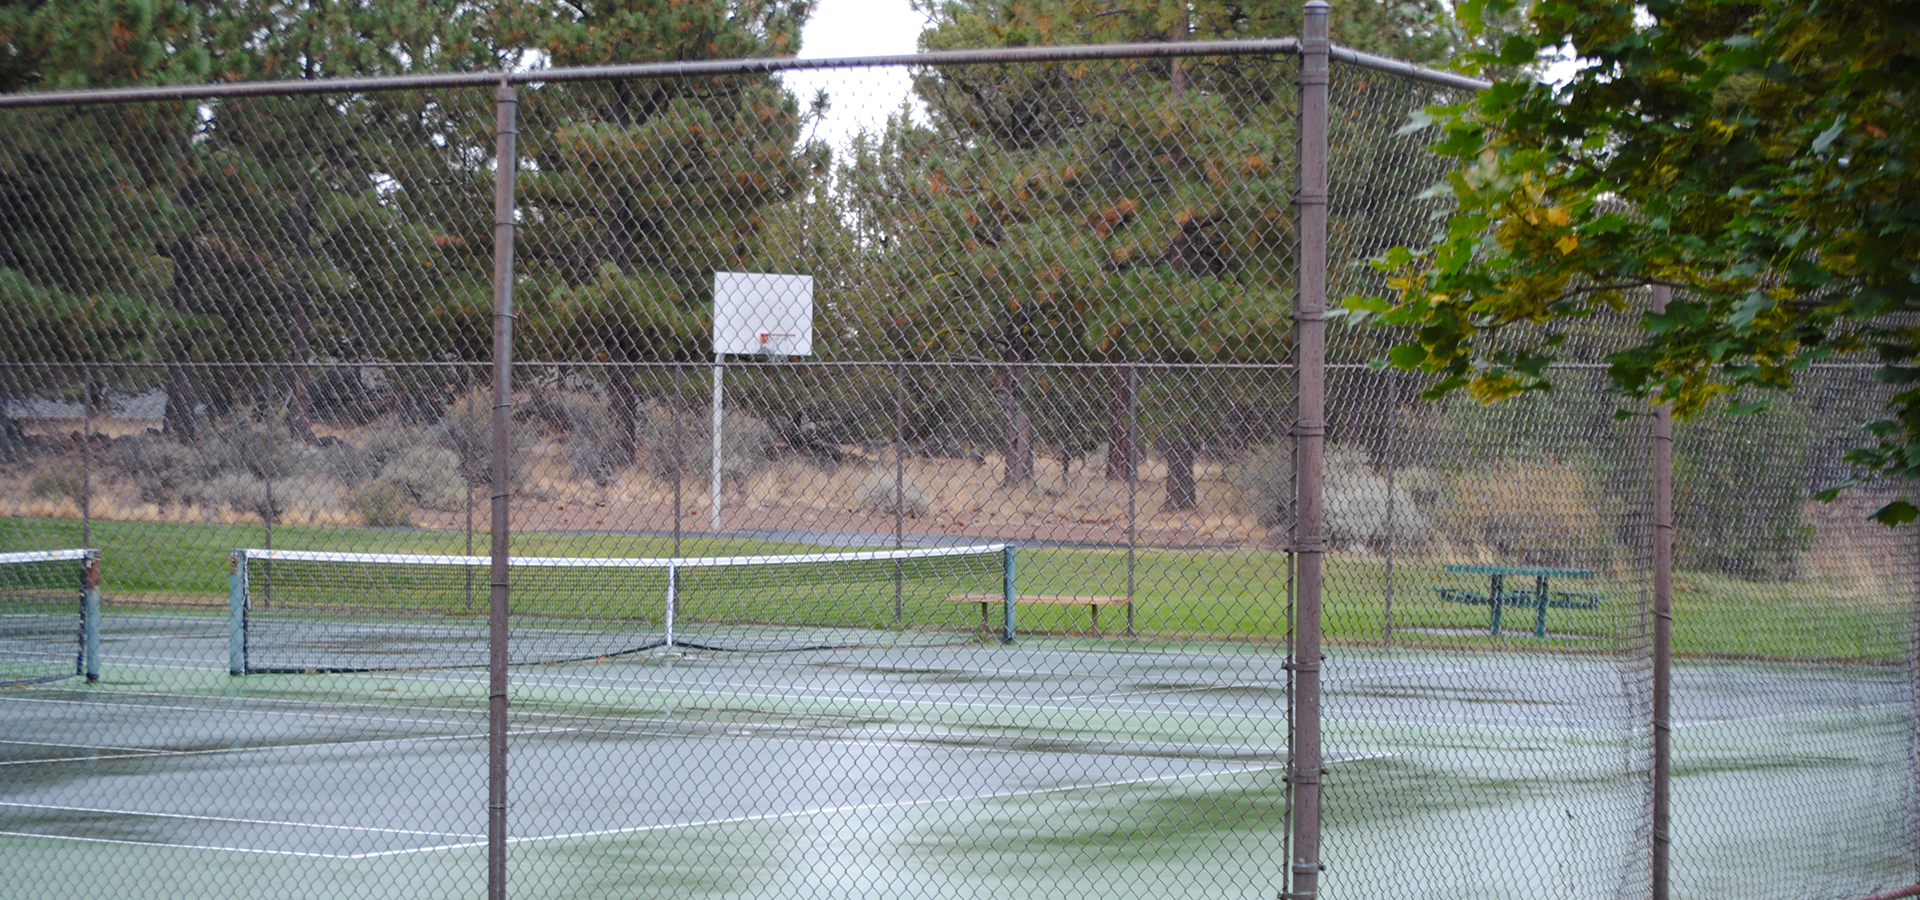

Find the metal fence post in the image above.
[
  {"left": 488, "top": 81, "right": 520, "bottom": 900},
  {"left": 1651, "top": 285, "right": 1673, "bottom": 900},
  {"left": 1289, "top": 4, "right": 1330, "bottom": 899}
]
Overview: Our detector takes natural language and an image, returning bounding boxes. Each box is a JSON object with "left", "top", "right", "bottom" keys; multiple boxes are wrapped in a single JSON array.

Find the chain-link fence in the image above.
[{"left": 0, "top": 16, "right": 1912, "bottom": 900}]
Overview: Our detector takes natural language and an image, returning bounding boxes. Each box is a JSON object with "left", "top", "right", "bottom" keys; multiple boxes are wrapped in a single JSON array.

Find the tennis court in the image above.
[{"left": 2, "top": 610, "right": 1906, "bottom": 900}]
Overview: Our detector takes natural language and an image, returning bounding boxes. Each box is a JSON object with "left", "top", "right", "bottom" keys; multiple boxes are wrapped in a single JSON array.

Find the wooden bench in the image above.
[{"left": 948, "top": 593, "right": 1131, "bottom": 635}]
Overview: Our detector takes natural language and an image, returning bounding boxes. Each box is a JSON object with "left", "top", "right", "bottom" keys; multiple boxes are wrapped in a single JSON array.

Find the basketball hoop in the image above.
[{"left": 758, "top": 333, "right": 800, "bottom": 358}]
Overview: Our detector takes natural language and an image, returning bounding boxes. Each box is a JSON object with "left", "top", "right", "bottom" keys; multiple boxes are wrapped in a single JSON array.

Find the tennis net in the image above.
[
  {"left": 228, "top": 544, "right": 1014, "bottom": 674},
  {"left": 0, "top": 549, "right": 101, "bottom": 686}
]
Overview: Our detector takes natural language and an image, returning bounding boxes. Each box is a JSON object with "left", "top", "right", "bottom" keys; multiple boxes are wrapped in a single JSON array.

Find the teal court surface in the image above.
[{"left": 1, "top": 612, "right": 1910, "bottom": 900}]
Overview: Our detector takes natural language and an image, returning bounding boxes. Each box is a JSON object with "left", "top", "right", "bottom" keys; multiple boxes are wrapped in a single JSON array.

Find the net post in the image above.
[
  {"left": 82, "top": 550, "right": 100, "bottom": 682},
  {"left": 664, "top": 561, "right": 677, "bottom": 650},
  {"left": 228, "top": 550, "right": 248, "bottom": 676},
  {"left": 1002, "top": 545, "right": 1017, "bottom": 644}
]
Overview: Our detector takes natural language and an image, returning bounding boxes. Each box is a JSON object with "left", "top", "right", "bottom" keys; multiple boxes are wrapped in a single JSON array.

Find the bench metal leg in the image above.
[
  {"left": 1090, "top": 604, "right": 1100, "bottom": 635},
  {"left": 1489, "top": 573, "right": 1503, "bottom": 636},
  {"left": 1534, "top": 576, "right": 1550, "bottom": 638}
]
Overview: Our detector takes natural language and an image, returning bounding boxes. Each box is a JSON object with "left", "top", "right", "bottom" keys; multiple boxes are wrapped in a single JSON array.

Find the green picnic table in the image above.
[{"left": 1436, "top": 564, "right": 1599, "bottom": 637}]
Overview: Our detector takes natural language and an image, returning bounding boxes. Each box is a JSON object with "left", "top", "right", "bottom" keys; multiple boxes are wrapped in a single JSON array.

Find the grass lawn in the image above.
[{"left": 1, "top": 516, "right": 1906, "bottom": 663}]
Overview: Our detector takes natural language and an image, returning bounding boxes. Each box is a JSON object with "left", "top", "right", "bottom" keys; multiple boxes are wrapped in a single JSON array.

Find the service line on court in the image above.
[
  {"left": 0, "top": 727, "right": 578, "bottom": 767},
  {"left": 351, "top": 751, "right": 1397, "bottom": 861},
  {"left": 0, "top": 829, "right": 393, "bottom": 859},
  {"left": 1, "top": 692, "right": 488, "bottom": 730},
  {"left": 0, "top": 801, "right": 482, "bottom": 839}
]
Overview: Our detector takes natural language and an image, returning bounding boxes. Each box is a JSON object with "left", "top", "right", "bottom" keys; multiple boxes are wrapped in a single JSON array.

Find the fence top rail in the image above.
[
  {"left": 1330, "top": 46, "right": 1491, "bottom": 92},
  {"left": 0, "top": 38, "right": 1296, "bottom": 108},
  {"left": 0, "top": 38, "right": 1484, "bottom": 109}
]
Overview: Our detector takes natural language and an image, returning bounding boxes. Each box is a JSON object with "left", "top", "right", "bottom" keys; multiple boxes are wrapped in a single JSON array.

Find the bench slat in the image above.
[{"left": 948, "top": 593, "right": 1130, "bottom": 606}]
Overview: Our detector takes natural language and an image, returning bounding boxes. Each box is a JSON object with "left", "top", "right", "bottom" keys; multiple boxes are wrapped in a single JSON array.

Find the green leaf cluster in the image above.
[{"left": 1345, "top": 0, "right": 1920, "bottom": 522}]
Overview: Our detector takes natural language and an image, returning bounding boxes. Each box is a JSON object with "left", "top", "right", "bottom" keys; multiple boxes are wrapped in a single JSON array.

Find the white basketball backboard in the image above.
[{"left": 713, "top": 272, "right": 814, "bottom": 357}]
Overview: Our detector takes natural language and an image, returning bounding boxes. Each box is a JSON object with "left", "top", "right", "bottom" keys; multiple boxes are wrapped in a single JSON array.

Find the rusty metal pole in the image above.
[
  {"left": 1650, "top": 284, "right": 1674, "bottom": 900},
  {"left": 487, "top": 81, "right": 519, "bottom": 900},
  {"left": 1288, "top": 5, "right": 1330, "bottom": 899}
]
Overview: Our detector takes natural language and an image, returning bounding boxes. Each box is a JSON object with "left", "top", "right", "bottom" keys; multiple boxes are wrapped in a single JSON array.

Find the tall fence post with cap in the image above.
[
  {"left": 487, "top": 80, "right": 520, "bottom": 900},
  {"left": 1289, "top": 4, "right": 1331, "bottom": 899}
]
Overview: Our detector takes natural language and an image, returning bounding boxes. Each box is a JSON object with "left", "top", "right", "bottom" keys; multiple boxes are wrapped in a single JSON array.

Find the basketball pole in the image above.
[{"left": 712, "top": 352, "right": 725, "bottom": 533}]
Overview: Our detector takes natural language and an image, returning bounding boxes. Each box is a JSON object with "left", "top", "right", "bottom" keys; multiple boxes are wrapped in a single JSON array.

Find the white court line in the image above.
[
  {"left": 1, "top": 694, "right": 485, "bottom": 730},
  {"left": 510, "top": 678, "right": 1298, "bottom": 723},
  {"left": 1050, "top": 681, "right": 1287, "bottom": 702},
  {"left": 0, "top": 801, "right": 481, "bottom": 839},
  {"left": 32, "top": 670, "right": 1298, "bottom": 725},
  {"left": 3, "top": 738, "right": 188, "bottom": 754},
  {"left": 0, "top": 829, "right": 385, "bottom": 860},
  {"left": 0, "top": 730, "right": 516, "bottom": 767},
  {"left": 531, "top": 721, "right": 1287, "bottom": 763}
]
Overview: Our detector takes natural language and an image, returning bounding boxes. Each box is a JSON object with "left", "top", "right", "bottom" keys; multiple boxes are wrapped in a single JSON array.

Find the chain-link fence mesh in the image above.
[{"left": 0, "top": 42, "right": 1911, "bottom": 900}]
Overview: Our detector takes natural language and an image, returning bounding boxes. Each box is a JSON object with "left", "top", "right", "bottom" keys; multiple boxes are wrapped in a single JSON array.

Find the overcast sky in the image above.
[{"left": 784, "top": 0, "right": 931, "bottom": 151}]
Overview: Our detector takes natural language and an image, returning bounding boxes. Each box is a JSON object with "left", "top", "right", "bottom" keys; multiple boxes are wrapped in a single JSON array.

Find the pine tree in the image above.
[
  {"left": 506, "top": 0, "right": 817, "bottom": 464},
  {"left": 0, "top": 0, "right": 210, "bottom": 450},
  {"left": 845, "top": 0, "right": 1455, "bottom": 496}
]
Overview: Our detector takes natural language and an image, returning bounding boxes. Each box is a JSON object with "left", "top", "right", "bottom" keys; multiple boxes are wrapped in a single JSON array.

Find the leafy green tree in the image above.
[{"left": 1342, "top": 0, "right": 1920, "bottom": 522}]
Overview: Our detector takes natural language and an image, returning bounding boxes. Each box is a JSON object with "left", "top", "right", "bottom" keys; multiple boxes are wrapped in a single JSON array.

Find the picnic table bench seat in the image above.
[
  {"left": 1433, "top": 587, "right": 1600, "bottom": 610},
  {"left": 948, "top": 593, "right": 1129, "bottom": 635}
]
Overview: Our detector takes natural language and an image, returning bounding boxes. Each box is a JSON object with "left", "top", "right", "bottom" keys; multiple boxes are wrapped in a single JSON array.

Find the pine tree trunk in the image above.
[
  {"left": 1105, "top": 367, "right": 1135, "bottom": 480},
  {"left": 162, "top": 237, "right": 199, "bottom": 443},
  {"left": 607, "top": 348, "right": 638, "bottom": 468},
  {"left": 1161, "top": 435, "right": 1197, "bottom": 511},
  {"left": 1000, "top": 363, "right": 1033, "bottom": 487},
  {"left": 287, "top": 188, "right": 316, "bottom": 444}
]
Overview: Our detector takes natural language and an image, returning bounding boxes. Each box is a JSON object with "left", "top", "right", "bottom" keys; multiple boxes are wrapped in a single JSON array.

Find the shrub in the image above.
[
  {"left": 299, "top": 438, "right": 370, "bottom": 486},
  {"left": 640, "top": 403, "right": 772, "bottom": 486},
  {"left": 1437, "top": 457, "right": 1605, "bottom": 567},
  {"left": 1324, "top": 445, "right": 1430, "bottom": 551},
  {"left": 1229, "top": 442, "right": 1293, "bottom": 529},
  {"left": 548, "top": 392, "right": 628, "bottom": 485},
  {"left": 198, "top": 473, "right": 283, "bottom": 520},
  {"left": 852, "top": 470, "right": 932, "bottom": 517},
  {"left": 204, "top": 422, "right": 310, "bottom": 481},
  {"left": 379, "top": 445, "right": 468, "bottom": 512},
  {"left": 110, "top": 435, "right": 206, "bottom": 506},
  {"left": 362, "top": 425, "right": 429, "bottom": 476},
  {"left": 348, "top": 481, "right": 415, "bottom": 527},
  {"left": 28, "top": 464, "right": 85, "bottom": 503},
  {"left": 1234, "top": 443, "right": 1429, "bottom": 549},
  {"left": 432, "top": 389, "right": 528, "bottom": 488}
]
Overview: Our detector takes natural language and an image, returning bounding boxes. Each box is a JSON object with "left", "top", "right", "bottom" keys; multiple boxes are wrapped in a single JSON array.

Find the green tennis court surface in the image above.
[{"left": 1, "top": 613, "right": 1908, "bottom": 899}]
